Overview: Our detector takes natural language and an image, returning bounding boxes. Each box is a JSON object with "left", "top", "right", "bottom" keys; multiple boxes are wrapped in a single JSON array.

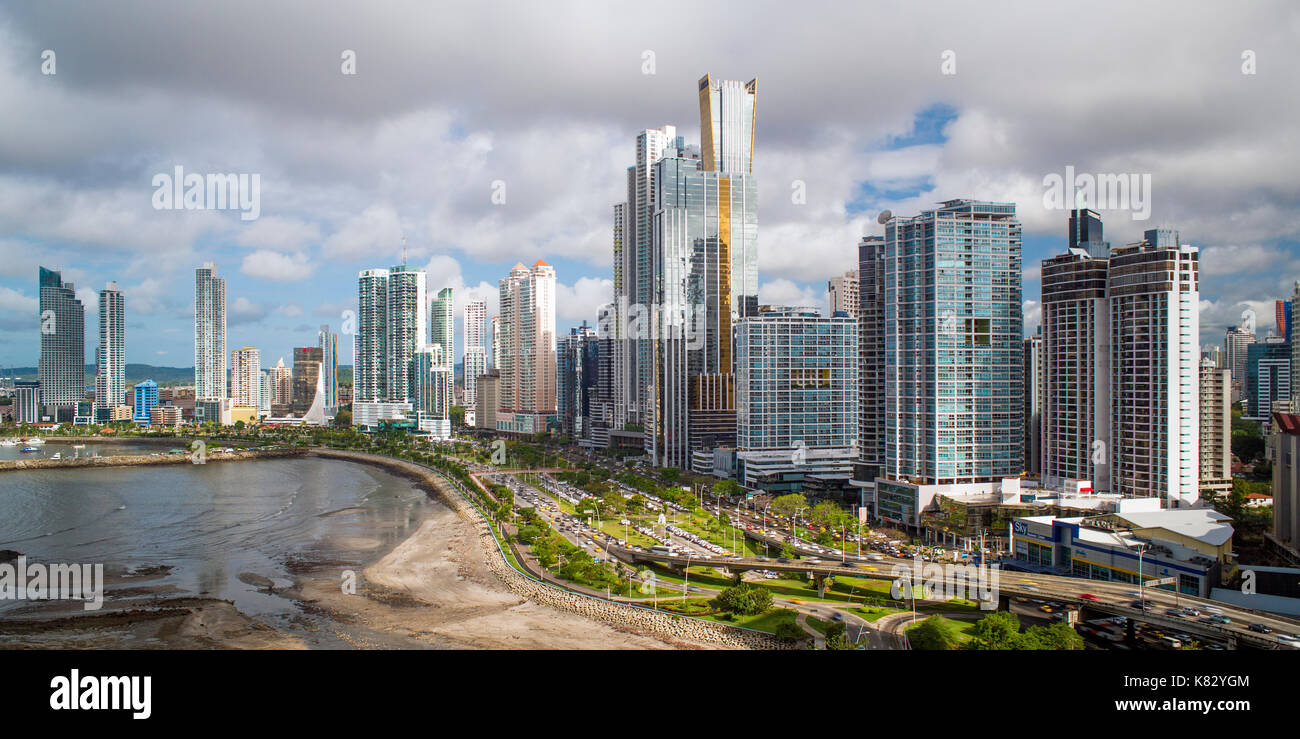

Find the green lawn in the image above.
[{"left": 697, "top": 607, "right": 801, "bottom": 634}]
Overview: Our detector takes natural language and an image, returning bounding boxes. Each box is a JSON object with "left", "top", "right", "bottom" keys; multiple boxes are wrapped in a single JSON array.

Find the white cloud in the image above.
[
  {"left": 235, "top": 216, "right": 321, "bottom": 251},
  {"left": 555, "top": 277, "right": 613, "bottom": 322},
  {"left": 240, "top": 250, "right": 314, "bottom": 281},
  {"left": 759, "top": 279, "right": 826, "bottom": 313}
]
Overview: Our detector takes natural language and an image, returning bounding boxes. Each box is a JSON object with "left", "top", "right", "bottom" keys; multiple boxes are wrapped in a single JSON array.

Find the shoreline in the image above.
[{"left": 0, "top": 449, "right": 737, "bottom": 649}]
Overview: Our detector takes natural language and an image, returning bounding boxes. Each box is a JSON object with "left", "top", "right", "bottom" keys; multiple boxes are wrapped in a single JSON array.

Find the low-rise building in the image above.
[{"left": 1008, "top": 508, "right": 1235, "bottom": 597}]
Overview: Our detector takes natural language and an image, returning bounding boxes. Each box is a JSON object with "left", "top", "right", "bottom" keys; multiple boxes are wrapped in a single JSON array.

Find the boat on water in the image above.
[
  {"left": 50, "top": 452, "right": 61, "bottom": 460},
  {"left": 25, "top": 437, "right": 45, "bottom": 445},
  {"left": 0, "top": 438, "right": 17, "bottom": 447},
  {"left": 20, "top": 446, "right": 40, "bottom": 453}
]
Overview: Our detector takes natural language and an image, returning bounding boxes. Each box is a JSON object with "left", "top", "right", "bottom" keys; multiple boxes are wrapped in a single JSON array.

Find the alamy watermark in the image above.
[
  {"left": 0, "top": 556, "right": 104, "bottom": 611},
  {"left": 890, "top": 555, "right": 999, "bottom": 605},
  {"left": 1043, "top": 165, "right": 1151, "bottom": 221},
  {"left": 152, "top": 165, "right": 261, "bottom": 221}
]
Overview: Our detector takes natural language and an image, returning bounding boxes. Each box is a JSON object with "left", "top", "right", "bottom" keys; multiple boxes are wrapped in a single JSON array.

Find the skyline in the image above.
[{"left": 3, "top": 2, "right": 1300, "bottom": 369}]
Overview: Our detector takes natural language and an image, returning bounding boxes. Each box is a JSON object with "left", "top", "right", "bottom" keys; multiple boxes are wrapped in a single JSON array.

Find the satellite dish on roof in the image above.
[{"left": 877, "top": 210, "right": 892, "bottom": 224}]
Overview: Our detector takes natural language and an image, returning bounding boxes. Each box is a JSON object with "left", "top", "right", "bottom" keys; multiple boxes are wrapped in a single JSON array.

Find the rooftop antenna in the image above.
[{"left": 401, "top": 234, "right": 407, "bottom": 266}]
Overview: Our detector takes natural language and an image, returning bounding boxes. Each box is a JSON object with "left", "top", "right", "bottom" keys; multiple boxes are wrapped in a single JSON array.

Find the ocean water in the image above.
[{"left": 0, "top": 457, "right": 436, "bottom": 618}]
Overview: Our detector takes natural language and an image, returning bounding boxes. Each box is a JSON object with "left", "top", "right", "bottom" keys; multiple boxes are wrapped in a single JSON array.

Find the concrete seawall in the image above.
[
  {"left": 312, "top": 448, "right": 785, "bottom": 650},
  {"left": 0, "top": 447, "right": 306, "bottom": 472}
]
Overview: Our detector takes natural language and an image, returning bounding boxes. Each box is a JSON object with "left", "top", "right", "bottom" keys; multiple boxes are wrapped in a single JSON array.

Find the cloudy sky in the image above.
[{"left": 2, "top": 0, "right": 1298, "bottom": 369}]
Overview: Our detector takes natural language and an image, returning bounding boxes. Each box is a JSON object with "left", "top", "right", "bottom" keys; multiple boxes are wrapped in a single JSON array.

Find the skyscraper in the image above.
[
  {"left": 318, "top": 325, "right": 338, "bottom": 410},
  {"left": 856, "top": 236, "right": 886, "bottom": 482},
  {"left": 386, "top": 265, "right": 427, "bottom": 402},
  {"left": 268, "top": 357, "right": 293, "bottom": 408},
  {"left": 194, "top": 263, "right": 227, "bottom": 401},
  {"left": 429, "top": 286, "right": 454, "bottom": 372},
  {"left": 464, "top": 300, "right": 487, "bottom": 410},
  {"left": 1108, "top": 229, "right": 1200, "bottom": 505},
  {"left": 411, "top": 343, "right": 452, "bottom": 437},
  {"left": 557, "top": 321, "right": 599, "bottom": 439},
  {"left": 497, "top": 260, "right": 556, "bottom": 434},
  {"left": 880, "top": 200, "right": 1024, "bottom": 482},
  {"left": 94, "top": 281, "right": 125, "bottom": 417},
  {"left": 1200, "top": 358, "right": 1232, "bottom": 497},
  {"left": 735, "top": 307, "right": 858, "bottom": 492},
  {"left": 1225, "top": 324, "right": 1256, "bottom": 404},
  {"left": 356, "top": 268, "right": 389, "bottom": 402},
  {"left": 292, "top": 347, "right": 323, "bottom": 415},
  {"left": 38, "top": 267, "right": 85, "bottom": 418},
  {"left": 1041, "top": 229, "right": 1111, "bottom": 492},
  {"left": 645, "top": 75, "right": 759, "bottom": 467},
  {"left": 698, "top": 74, "right": 757, "bottom": 175},
  {"left": 231, "top": 346, "right": 261, "bottom": 408},
  {"left": 1246, "top": 337, "right": 1289, "bottom": 420},
  {"left": 1023, "top": 328, "right": 1042, "bottom": 475}
]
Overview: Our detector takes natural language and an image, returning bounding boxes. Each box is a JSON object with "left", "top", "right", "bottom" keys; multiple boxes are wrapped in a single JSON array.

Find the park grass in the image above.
[{"left": 697, "top": 607, "right": 801, "bottom": 634}]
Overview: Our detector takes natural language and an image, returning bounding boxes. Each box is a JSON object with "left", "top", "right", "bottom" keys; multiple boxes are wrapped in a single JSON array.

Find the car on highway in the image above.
[
  {"left": 1249, "top": 623, "right": 1273, "bottom": 633},
  {"left": 1040, "top": 605, "right": 1054, "bottom": 613},
  {"left": 1079, "top": 593, "right": 1100, "bottom": 601},
  {"left": 1209, "top": 614, "right": 1231, "bottom": 624}
]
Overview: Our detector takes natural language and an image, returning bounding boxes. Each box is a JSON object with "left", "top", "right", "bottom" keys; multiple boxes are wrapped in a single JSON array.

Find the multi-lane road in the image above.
[{"left": 487, "top": 467, "right": 1300, "bottom": 649}]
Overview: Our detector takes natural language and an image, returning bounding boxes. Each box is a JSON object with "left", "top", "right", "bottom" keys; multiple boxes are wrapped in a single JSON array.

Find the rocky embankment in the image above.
[
  {"left": 0, "top": 447, "right": 306, "bottom": 472},
  {"left": 312, "top": 448, "right": 785, "bottom": 650}
]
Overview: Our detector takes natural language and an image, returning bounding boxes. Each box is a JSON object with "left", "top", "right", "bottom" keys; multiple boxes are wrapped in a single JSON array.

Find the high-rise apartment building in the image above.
[
  {"left": 497, "top": 260, "right": 556, "bottom": 434},
  {"left": 735, "top": 307, "right": 858, "bottom": 492},
  {"left": 230, "top": 346, "right": 261, "bottom": 408},
  {"left": 318, "top": 325, "right": 338, "bottom": 410},
  {"left": 856, "top": 236, "right": 886, "bottom": 482},
  {"left": 268, "top": 357, "right": 293, "bottom": 407},
  {"left": 828, "top": 270, "right": 859, "bottom": 316},
  {"left": 94, "top": 282, "right": 125, "bottom": 416},
  {"left": 878, "top": 200, "right": 1024, "bottom": 483},
  {"left": 356, "top": 268, "right": 389, "bottom": 402},
  {"left": 15, "top": 380, "right": 41, "bottom": 424},
  {"left": 1023, "top": 329, "right": 1042, "bottom": 475},
  {"left": 385, "top": 266, "right": 427, "bottom": 403},
  {"left": 1108, "top": 229, "right": 1200, "bottom": 505},
  {"left": 1246, "top": 337, "right": 1289, "bottom": 421},
  {"left": 1041, "top": 231, "right": 1112, "bottom": 492},
  {"left": 411, "top": 344, "right": 452, "bottom": 437},
  {"left": 38, "top": 267, "right": 85, "bottom": 417},
  {"left": 429, "top": 286, "right": 454, "bottom": 372},
  {"left": 1225, "top": 324, "right": 1256, "bottom": 404},
  {"left": 557, "top": 322, "right": 599, "bottom": 439},
  {"left": 1199, "top": 358, "right": 1232, "bottom": 497},
  {"left": 194, "top": 263, "right": 227, "bottom": 401},
  {"left": 464, "top": 300, "right": 487, "bottom": 409},
  {"left": 1292, "top": 281, "right": 1300, "bottom": 410}
]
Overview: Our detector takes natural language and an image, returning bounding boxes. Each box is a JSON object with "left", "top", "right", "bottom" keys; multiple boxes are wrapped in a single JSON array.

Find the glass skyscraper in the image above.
[
  {"left": 878, "top": 200, "right": 1024, "bottom": 483},
  {"left": 429, "top": 286, "right": 454, "bottom": 372},
  {"left": 38, "top": 266, "right": 85, "bottom": 416},
  {"left": 735, "top": 307, "right": 858, "bottom": 492}
]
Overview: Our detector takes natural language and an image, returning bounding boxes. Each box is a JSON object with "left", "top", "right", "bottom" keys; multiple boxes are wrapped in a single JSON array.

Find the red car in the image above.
[{"left": 1079, "top": 593, "right": 1100, "bottom": 601}]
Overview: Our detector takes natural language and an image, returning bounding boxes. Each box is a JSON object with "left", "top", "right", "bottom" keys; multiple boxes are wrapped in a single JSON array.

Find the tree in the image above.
[
  {"left": 1020, "top": 622, "right": 1086, "bottom": 650},
  {"left": 969, "top": 611, "right": 1021, "bottom": 650},
  {"left": 713, "top": 479, "right": 742, "bottom": 498},
  {"left": 711, "top": 583, "right": 773, "bottom": 615},
  {"left": 660, "top": 467, "right": 681, "bottom": 484},
  {"left": 907, "top": 615, "right": 963, "bottom": 650},
  {"left": 770, "top": 493, "right": 807, "bottom": 519},
  {"left": 449, "top": 405, "right": 466, "bottom": 427}
]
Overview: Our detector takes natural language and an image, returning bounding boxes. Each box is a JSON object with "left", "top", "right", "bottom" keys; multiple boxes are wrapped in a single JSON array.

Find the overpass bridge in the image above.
[{"left": 610, "top": 544, "right": 1300, "bottom": 650}]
